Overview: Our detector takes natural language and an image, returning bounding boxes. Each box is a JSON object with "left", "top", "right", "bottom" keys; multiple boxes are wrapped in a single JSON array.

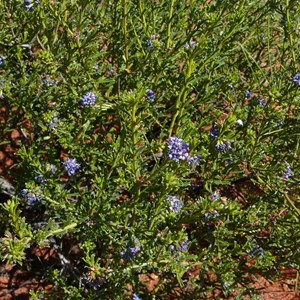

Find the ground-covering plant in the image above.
[{"left": 0, "top": 0, "right": 300, "bottom": 299}]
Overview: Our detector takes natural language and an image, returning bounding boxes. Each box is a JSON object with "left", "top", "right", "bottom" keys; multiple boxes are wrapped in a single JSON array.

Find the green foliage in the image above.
[{"left": 0, "top": 0, "right": 299, "bottom": 299}]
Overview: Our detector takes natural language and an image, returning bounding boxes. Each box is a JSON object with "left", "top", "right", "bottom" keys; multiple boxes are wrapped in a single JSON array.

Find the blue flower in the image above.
[
  {"left": 166, "top": 137, "right": 189, "bottom": 162},
  {"left": 35, "top": 174, "right": 46, "bottom": 184},
  {"left": 146, "top": 89, "right": 155, "bottom": 101},
  {"left": 166, "top": 195, "right": 183, "bottom": 214},
  {"left": 215, "top": 141, "right": 231, "bottom": 153},
  {"left": 177, "top": 241, "right": 188, "bottom": 252},
  {"left": 0, "top": 58, "right": 3, "bottom": 66},
  {"left": 133, "top": 294, "right": 142, "bottom": 300},
  {"left": 204, "top": 209, "right": 220, "bottom": 219},
  {"left": 187, "top": 154, "right": 201, "bottom": 167},
  {"left": 63, "top": 158, "right": 80, "bottom": 176},
  {"left": 291, "top": 73, "right": 300, "bottom": 86},
  {"left": 248, "top": 245, "right": 264, "bottom": 258},
  {"left": 282, "top": 164, "right": 292, "bottom": 179},
  {"left": 257, "top": 98, "right": 267, "bottom": 107},
  {"left": 245, "top": 90, "right": 252, "bottom": 98},
  {"left": 79, "top": 92, "right": 96, "bottom": 106},
  {"left": 21, "top": 188, "right": 42, "bottom": 205},
  {"left": 169, "top": 240, "right": 188, "bottom": 255},
  {"left": 184, "top": 39, "right": 198, "bottom": 50},
  {"left": 23, "top": 0, "right": 38, "bottom": 11},
  {"left": 41, "top": 75, "right": 57, "bottom": 86},
  {"left": 277, "top": 120, "right": 284, "bottom": 126},
  {"left": 46, "top": 116, "right": 58, "bottom": 128},
  {"left": 46, "top": 163, "right": 58, "bottom": 175},
  {"left": 209, "top": 126, "right": 219, "bottom": 140},
  {"left": 210, "top": 191, "right": 221, "bottom": 202},
  {"left": 146, "top": 39, "right": 154, "bottom": 50},
  {"left": 121, "top": 238, "right": 141, "bottom": 260}
]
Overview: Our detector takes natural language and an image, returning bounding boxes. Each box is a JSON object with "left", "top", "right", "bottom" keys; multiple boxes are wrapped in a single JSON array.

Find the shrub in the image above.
[{"left": 0, "top": 0, "right": 299, "bottom": 299}]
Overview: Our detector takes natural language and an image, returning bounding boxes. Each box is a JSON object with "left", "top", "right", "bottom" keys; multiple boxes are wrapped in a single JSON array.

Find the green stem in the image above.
[
  {"left": 166, "top": 0, "right": 175, "bottom": 49},
  {"left": 285, "top": 0, "right": 296, "bottom": 69},
  {"left": 122, "top": 0, "right": 129, "bottom": 70},
  {"left": 168, "top": 58, "right": 194, "bottom": 137}
]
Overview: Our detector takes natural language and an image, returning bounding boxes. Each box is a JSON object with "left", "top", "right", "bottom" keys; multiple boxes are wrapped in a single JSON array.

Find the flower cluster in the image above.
[
  {"left": 282, "top": 164, "right": 292, "bottom": 179},
  {"left": 291, "top": 73, "right": 300, "bottom": 86},
  {"left": 166, "top": 137, "right": 201, "bottom": 167},
  {"left": 63, "top": 158, "right": 80, "bottom": 176},
  {"left": 215, "top": 141, "right": 232, "bottom": 153},
  {"left": 79, "top": 92, "right": 96, "bottom": 106},
  {"left": 166, "top": 195, "right": 183, "bottom": 214},
  {"left": 166, "top": 137, "right": 190, "bottom": 162},
  {"left": 146, "top": 89, "right": 155, "bottom": 101},
  {"left": 21, "top": 188, "right": 42, "bottom": 205},
  {"left": 120, "top": 238, "right": 141, "bottom": 260}
]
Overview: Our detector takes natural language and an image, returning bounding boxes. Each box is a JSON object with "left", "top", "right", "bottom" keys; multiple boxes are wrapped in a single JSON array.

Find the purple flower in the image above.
[
  {"left": 121, "top": 238, "right": 141, "bottom": 260},
  {"left": 0, "top": 58, "right": 3, "bottom": 66},
  {"left": 291, "top": 73, "right": 300, "bottom": 86},
  {"left": 166, "top": 137, "right": 189, "bottom": 162},
  {"left": 166, "top": 195, "right": 183, "bottom": 214},
  {"left": 187, "top": 154, "right": 201, "bottom": 167},
  {"left": 146, "top": 89, "right": 155, "bottom": 101},
  {"left": 282, "top": 164, "right": 292, "bottom": 179},
  {"left": 79, "top": 92, "right": 96, "bottom": 106},
  {"left": 209, "top": 126, "right": 219, "bottom": 140},
  {"left": 215, "top": 141, "right": 231, "bottom": 153},
  {"left": 21, "top": 188, "right": 42, "bottom": 205},
  {"left": 63, "top": 158, "right": 80, "bottom": 176}
]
